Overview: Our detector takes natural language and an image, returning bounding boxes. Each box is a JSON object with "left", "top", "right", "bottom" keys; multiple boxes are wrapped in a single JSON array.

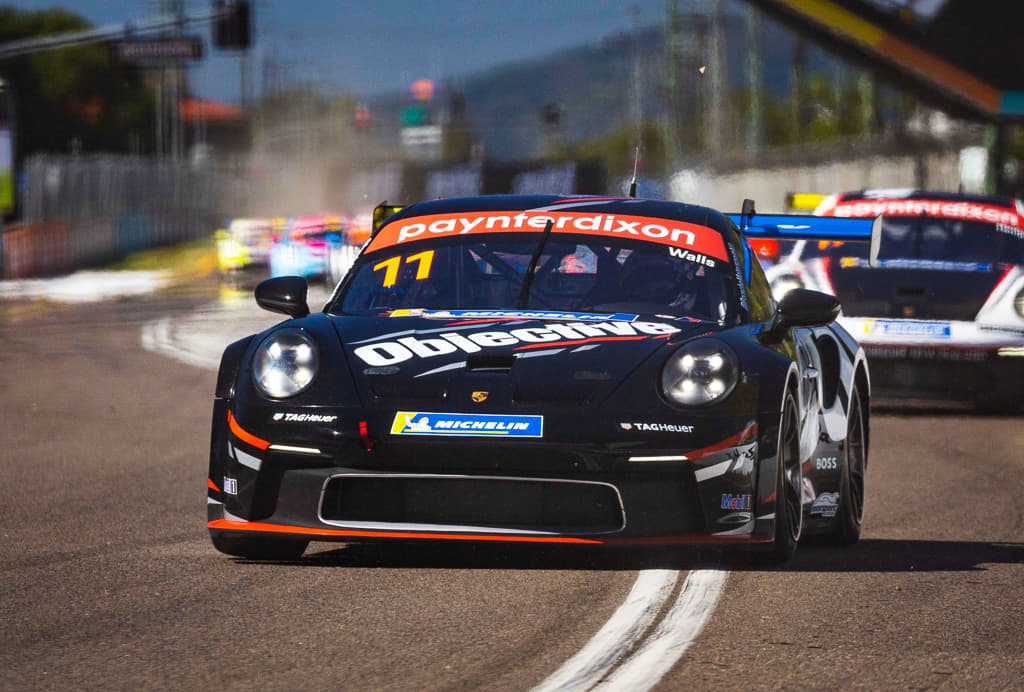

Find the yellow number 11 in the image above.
[{"left": 373, "top": 250, "right": 434, "bottom": 287}]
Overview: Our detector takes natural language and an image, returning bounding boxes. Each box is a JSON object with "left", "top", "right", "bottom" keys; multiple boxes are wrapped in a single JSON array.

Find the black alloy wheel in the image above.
[
  {"left": 769, "top": 389, "right": 803, "bottom": 563},
  {"left": 828, "top": 385, "right": 867, "bottom": 545}
]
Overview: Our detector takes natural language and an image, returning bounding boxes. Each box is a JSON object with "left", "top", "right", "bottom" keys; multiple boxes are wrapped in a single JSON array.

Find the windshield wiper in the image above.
[{"left": 516, "top": 218, "right": 554, "bottom": 308}]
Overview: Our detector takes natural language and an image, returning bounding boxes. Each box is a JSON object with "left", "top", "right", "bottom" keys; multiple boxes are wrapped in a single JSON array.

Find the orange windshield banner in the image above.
[{"left": 367, "top": 210, "right": 729, "bottom": 261}]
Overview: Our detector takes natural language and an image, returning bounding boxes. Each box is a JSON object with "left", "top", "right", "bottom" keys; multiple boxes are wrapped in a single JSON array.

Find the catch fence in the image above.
[{"left": 2, "top": 154, "right": 247, "bottom": 278}]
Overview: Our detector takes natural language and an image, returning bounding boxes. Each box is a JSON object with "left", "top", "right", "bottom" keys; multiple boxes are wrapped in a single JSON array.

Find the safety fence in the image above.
[{"left": 1, "top": 154, "right": 246, "bottom": 279}]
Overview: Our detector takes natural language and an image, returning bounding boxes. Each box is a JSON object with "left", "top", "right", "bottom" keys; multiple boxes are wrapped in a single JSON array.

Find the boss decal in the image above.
[
  {"left": 815, "top": 456, "right": 838, "bottom": 470},
  {"left": 353, "top": 321, "right": 679, "bottom": 367},
  {"left": 391, "top": 411, "right": 543, "bottom": 438}
]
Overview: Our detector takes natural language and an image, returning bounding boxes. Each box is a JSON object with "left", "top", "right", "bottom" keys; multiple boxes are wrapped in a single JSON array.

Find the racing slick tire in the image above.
[
  {"left": 826, "top": 385, "right": 867, "bottom": 546},
  {"left": 767, "top": 388, "right": 803, "bottom": 563},
  {"left": 211, "top": 534, "right": 309, "bottom": 560}
]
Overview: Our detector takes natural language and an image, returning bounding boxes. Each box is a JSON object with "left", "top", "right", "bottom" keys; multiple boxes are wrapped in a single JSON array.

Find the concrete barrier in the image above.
[{"left": 1, "top": 222, "right": 70, "bottom": 278}]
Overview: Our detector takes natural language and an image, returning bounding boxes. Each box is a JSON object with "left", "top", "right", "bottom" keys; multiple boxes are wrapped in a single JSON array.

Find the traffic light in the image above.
[{"left": 213, "top": 1, "right": 250, "bottom": 50}]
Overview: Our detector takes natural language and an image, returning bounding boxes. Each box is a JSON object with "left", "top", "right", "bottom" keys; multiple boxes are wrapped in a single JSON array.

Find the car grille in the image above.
[{"left": 319, "top": 474, "right": 625, "bottom": 534}]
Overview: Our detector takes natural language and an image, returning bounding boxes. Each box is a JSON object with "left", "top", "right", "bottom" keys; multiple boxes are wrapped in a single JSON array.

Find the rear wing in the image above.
[
  {"left": 372, "top": 201, "right": 405, "bottom": 233},
  {"left": 727, "top": 199, "right": 882, "bottom": 266}
]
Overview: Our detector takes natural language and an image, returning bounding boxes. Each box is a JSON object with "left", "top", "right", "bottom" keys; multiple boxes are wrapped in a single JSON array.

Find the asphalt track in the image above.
[{"left": 2, "top": 281, "right": 1023, "bottom": 690}]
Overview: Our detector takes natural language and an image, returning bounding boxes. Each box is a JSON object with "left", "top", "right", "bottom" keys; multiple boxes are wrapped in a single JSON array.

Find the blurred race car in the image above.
[
  {"left": 766, "top": 189, "right": 1024, "bottom": 410},
  {"left": 207, "top": 194, "right": 873, "bottom": 563},
  {"left": 215, "top": 217, "right": 284, "bottom": 273},
  {"left": 326, "top": 212, "right": 375, "bottom": 287},
  {"left": 269, "top": 214, "right": 345, "bottom": 280}
]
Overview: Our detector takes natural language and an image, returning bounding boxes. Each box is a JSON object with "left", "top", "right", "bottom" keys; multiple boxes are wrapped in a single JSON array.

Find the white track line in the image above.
[
  {"left": 532, "top": 570, "right": 679, "bottom": 692},
  {"left": 593, "top": 568, "right": 727, "bottom": 691},
  {"left": 534, "top": 568, "right": 726, "bottom": 692}
]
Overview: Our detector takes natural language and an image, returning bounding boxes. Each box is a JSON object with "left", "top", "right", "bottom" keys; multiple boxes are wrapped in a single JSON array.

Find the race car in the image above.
[
  {"left": 269, "top": 214, "right": 346, "bottom": 280},
  {"left": 215, "top": 217, "right": 284, "bottom": 273},
  {"left": 767, "top": 189, "right": 1024, "bottom": 411},
  {"left": 207, "top": 195, "right": 873, "bottom": 562}
]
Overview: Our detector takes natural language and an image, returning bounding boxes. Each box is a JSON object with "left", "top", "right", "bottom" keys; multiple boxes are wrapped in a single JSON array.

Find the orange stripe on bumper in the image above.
[
  {"left": 228, "top": 410, "right": 270, "bottom": 450},
  {"left": 207, "top": 519, "right": 772, "bottom": 545},
  {"left": 686, "top": 422, "right": 758, "bottom": 462},
  {"left": 208, "top": 478, "right": 220, "bottom": 492}
]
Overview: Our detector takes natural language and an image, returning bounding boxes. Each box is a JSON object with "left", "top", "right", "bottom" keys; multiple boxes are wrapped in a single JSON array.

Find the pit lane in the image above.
[{"left": 1, "top": 280, "right": 1022, "bottom": 689}]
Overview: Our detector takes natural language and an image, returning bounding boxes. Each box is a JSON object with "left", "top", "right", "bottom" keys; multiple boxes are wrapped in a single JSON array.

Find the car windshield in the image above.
[
  {"left": 331, "top": 233, "right": 738, "bottom": 322},
  {"left": 802, "top": 218, "right": 1024, "bottom": 264}
]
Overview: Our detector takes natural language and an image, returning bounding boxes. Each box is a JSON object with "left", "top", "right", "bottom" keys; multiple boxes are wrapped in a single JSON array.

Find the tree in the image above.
[{"left": 0, "top": 6, "right": 155, "bottom": 157}]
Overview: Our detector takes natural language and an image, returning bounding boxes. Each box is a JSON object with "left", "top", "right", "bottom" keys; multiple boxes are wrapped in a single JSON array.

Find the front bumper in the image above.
[{"left": 208, "top": 412, "right": 773, "bottom": 546}]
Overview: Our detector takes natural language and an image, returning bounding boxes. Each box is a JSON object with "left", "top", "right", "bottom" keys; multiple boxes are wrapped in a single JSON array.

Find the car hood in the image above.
[{"left": 329, "top": 312, "right": 707, "bottom": 409}]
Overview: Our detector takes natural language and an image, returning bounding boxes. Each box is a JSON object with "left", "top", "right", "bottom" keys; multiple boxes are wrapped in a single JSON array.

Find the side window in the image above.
[{"left": 746, "top": 241, "right": 776, "bottom": 322}]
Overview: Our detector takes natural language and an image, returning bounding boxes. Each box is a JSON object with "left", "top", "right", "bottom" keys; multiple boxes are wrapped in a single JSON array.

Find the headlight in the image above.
[
  {"left": 1015, "top": 288, "right": 1024, "bottom": 318},
  {"left": 771, "top": 274, "right": 804, "bottom": 300},
  {"left": 253, "top": 329, "right": 319, "bottom": 398},
  {"left": 661, "top": 339, "right": 740, "bottom": 406}
]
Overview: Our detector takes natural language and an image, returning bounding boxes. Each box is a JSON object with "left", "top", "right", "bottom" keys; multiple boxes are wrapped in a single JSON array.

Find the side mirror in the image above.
[
  {"left": 255, "top": 276, "right": 310, "bottom": 318},
  {"left": 775, "top": 288, "right": 840, "bottom": 331}
]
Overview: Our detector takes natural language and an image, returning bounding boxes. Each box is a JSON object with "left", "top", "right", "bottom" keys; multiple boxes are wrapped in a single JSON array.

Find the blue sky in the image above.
[{"left": 8, "top": 0, "right": 683, "bottom": 103}]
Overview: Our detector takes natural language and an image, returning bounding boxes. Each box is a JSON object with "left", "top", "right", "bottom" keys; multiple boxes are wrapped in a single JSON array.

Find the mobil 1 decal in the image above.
[{"left": 367, "top": 209, "right": 729, "bottom": 261}]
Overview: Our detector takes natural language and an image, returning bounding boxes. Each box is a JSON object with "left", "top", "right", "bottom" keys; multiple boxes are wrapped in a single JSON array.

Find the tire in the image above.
[
  {"left": 211, "top": 534, "right": 308, "bottom": 560},
  {"left": 827, "top": 385, "right": 867, "bottom": 546},
  {"left": 768, "top": 388, "right": 803, "bottom": 563}
]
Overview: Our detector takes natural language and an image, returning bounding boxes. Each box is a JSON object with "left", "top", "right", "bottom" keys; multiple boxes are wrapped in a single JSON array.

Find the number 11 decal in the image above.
[{"left": 373, "top": 250, "right": 435, "bottom": 287}]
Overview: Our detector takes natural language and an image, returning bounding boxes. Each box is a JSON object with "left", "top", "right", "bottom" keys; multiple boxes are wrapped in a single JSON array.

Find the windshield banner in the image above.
[
  {"left": 367, "top": 210, "right": 728, "bottom": 260},
  {"left": 823, "top": 198, "right": 1024, "bottom": 231}
]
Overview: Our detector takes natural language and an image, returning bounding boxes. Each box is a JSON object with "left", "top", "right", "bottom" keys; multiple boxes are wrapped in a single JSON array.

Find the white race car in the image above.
[{"left": 766, "top": 189, "right": 1024, "bottom": 411}]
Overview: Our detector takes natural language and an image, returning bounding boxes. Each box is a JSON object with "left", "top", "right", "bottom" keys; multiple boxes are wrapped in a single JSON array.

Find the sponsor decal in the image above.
[
  {"left": 668, "top": 247, "right": 716, "bottom": 267},
  {"left": 390, "top": 309, "right": 639, "bottom": 322},
  {"left": 270, "top": 412, "right": 339, "bottom": 423},
  {"left": 391, "top": 411, "right": 543, "bottom": 437},
  {"left": 352, "top": 320, "right": 680, "bottom": 367},
  {"left": 471, "top": 391, "right": 489, "bottom": 403},
  {"left": 865, "top": 319, "right": 951, "bottom": 338},
  {"left": 223, "top": 477, "right": 238, "bottom": 495},
  {"left": 367, "top": 210, "right": 729, "bottom": 260},
  {"left": 840, "top": 257, "right": 992, "bottom": 272},
  {"left": 828, "top": 198, "right": 1024, "bottom": 230},
  {"left": 863, "top": 345, "right": 989, "bottom": 362},
  {"left": 810, "top": 491, "right": 840, "bottom": 518},
  {"left": 720, "top": 493, "right": 752, "bottom": 510},
  {"left": 619, "top": 422, "right": 695, "bottom": 433},
  {"left": 815, "top": 456, "right": 838, "bottom": 470}
]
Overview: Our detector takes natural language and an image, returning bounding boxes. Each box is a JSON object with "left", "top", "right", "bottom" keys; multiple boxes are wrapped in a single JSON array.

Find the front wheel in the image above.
[
  {"left": 768, "top": 389, "right": 803, "bottom": 563},
  {"left": 211, "top": 534, "right": 308, "bottom": 560}
]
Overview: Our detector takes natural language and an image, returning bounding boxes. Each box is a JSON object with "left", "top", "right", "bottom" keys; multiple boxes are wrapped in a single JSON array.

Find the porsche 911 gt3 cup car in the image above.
[
  {"left": 207, "top": 195, "right": 873, "bottom": 562},
  {"left": 215, "top": 218, "right": 284, "bottom": 273},
  {"left": 767, "top": 189, "right": 1024, "bottom": 410},
  {"left": 269, "top": 214, "right": 346, "bottom": 280}
]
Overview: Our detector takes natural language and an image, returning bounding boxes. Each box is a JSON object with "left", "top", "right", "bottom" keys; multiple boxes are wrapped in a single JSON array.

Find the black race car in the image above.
[{"left": 207, "top": 195, "right": 873, "bottom": 562}]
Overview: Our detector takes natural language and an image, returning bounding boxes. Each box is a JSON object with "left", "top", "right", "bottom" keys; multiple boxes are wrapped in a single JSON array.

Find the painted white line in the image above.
[
  {"left": 593, "top": 568, "right": 727, "bottom": 691},
  {"left": 531, "top": 570, "right": 679, "bottom": 692}
]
